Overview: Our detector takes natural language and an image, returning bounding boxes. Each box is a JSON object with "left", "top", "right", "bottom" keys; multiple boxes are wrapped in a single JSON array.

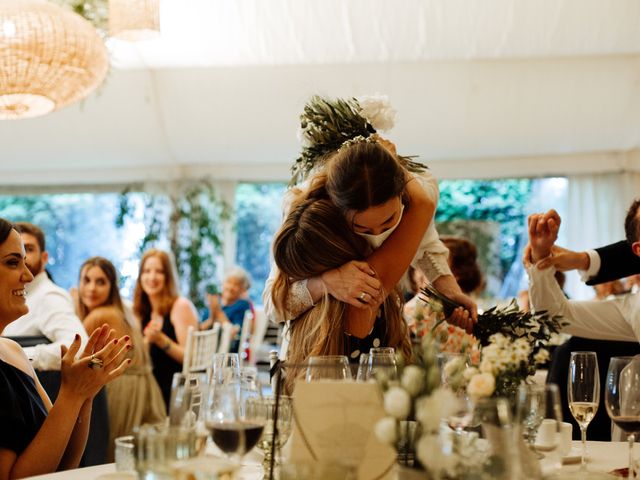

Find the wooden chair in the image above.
[
  {"left": 216, "top": 322, "right": 234, "bottom": 354},
  {"left": 182, "top": 323, "right": 220, "bottom": 374}
]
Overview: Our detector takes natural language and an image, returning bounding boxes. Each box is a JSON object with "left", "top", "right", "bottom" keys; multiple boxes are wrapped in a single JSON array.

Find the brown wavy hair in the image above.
[
  {"left": 441, "top": 236, "right": 484, "bottom": 294},
  {"left": 133, "top": 249, "right": 179, "bottom": 322},
  {"left": 272, "top": 188, "right": 411, "bottom": 392},
  {"left": 77, "top": 257, "right": 125, "bottom": 321}
]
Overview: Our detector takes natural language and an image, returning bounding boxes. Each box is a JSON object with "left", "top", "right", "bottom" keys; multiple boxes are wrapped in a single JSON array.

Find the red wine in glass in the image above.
[{"left": 208, "top": 421, "right": 265, "bottom": 455}]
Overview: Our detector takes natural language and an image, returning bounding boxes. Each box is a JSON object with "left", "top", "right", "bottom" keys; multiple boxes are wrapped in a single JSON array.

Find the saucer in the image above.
[{"left": 561, "top": 447, "right": 585, "bottom": 465}]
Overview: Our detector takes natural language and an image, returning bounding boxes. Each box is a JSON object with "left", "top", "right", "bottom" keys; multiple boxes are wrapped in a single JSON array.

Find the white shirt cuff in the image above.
[{"left": 579, "top": 249, "right": 600, "bottom": 282}]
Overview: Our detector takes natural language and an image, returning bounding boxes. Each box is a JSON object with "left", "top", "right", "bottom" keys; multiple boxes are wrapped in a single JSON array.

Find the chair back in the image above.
[
  {"left": 217, "top": 322, "right": 234, "bottom": 354},
  {"left": 237, "top": 309, "right": 254, "bottom": 366},
  {"left": 248, "top": 306, "right": 268, "bottom": 365},
  {"left": 182, "top": 324, "right": 220, "bottom": 374}
]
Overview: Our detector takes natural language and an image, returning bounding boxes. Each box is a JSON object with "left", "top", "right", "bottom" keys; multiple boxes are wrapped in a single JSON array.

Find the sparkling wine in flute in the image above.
[
  {"left": 612, "top": 416, "right": 640, "bottom": 434},
  {"left": 207, "top": 421, "right": 265, "bottom": 454},
  {"left": 569, "top": 401, "right": 598, "bottom": 426}
]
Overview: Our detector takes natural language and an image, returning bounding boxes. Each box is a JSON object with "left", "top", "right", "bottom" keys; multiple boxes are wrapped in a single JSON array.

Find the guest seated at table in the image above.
[
  {"left": 76, "top": 257, "right": 166, "bottom": 461},
  {"left": 0, "top": 218, "right": 131, "bottom": 478},
  {"left": 271, "top": 169, "right": 433, "bottom": 392},
  {"left": 134, "top": 249, "right": 199, "bottom": 409},
  {"left": 201, "top": 267, "right": 255, "bottom": 352},
  {"left": 404, "top": 236, "right": 483, "bottom": 355}
]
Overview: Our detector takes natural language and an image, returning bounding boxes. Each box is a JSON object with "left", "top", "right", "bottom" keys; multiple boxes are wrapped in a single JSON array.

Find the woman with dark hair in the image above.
[
  {"left": 76, "top": 256, "right": 165, "bottom": 461},
  {"left": 405, "top": 236, "right": 484, "bottom": 354},
  {"left": 133, "top": 249, "right": 199, "bottom": 408},
  {"left": 0, "top": 218, "right": 131, "bottom": 478}
]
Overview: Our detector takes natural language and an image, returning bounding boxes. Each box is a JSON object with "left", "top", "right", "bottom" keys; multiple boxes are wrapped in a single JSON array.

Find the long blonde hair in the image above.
[{"left": 271, "top": 185, "right": 411, "bottom": 391}]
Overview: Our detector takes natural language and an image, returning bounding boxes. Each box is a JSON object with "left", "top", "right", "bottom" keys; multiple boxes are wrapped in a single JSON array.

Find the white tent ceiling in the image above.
[{"left": 2, "top": 0, "right": 640, "bottom": 187}]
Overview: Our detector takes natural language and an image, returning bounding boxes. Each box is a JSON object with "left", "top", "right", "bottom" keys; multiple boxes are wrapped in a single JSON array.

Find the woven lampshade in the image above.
[
  {"left": 109, "top": 0, "right": 159, "bottom": 41},
  {"left": 0, "top": 0, "right": 108, "bottom": 120}
]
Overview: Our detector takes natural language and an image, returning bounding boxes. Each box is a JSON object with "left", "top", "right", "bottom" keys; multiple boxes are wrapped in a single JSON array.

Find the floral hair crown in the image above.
[{"left": 290, "top": 94, "right": 427, "bottom": 185}]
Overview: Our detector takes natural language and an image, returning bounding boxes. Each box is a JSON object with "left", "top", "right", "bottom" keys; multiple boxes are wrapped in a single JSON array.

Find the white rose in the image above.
[
  {"left": 374, "top": 416, "right": 398, "bottom": 445},
  {"left": 384, "top": 386, "right": 411, "bottom": 419},
  {"left": 401, "top": 365, "right": 425, "bottom": 397},
  {"left": 357, "top": 94, "right": 396, "bottom": 132},
  {"left": 416, "top": 434, "right": 455, "bottom": 477},
  {"left": 463, "top": 366, "right": 479, "bottom": 381},
  {"left": 415, "top": 388, "right": 456, "bottom": 433},
  {"left": 296, "top": 125, "right": 313, "bottom": 148},
  {"left": 467, "top": 373, "right": 496, "bottom": 400}
]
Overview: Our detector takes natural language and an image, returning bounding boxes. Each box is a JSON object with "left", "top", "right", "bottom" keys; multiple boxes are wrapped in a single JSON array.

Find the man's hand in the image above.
[
  {"left": 320, "top": 260, "right": 383, "bottom": 308},
  {"left": 433, "top": 275, "right": 477, "bottom": 334},
  {"left": 532, "top": 245, "right": 590, "bottom": 272},
  {"left": 527, "top": 209, "right": 561, "bottom": 263}
]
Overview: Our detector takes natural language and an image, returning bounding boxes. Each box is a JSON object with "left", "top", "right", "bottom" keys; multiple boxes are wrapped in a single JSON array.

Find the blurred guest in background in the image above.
[
  {"left": 134, "top": 249, "right": 199, "bottom": 409},
  {"left": 76, "top": 257, "right": 165, "bottom": 461}
]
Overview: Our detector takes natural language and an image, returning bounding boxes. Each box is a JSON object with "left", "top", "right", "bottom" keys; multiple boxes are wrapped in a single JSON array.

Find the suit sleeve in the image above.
[{"left": 586, "top": 240, "right": 640, "bottom": 285}]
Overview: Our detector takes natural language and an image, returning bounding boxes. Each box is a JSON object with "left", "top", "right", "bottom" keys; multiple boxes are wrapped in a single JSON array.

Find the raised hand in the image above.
[
  {"left": 59, "top": 329, "right": 131, "bottom": 402},
  {"left": 527, "top": 209, "right": 561, "bottom": 263},
  {"left": 320, "top": 260, "right": 383, "bottom": 308}
]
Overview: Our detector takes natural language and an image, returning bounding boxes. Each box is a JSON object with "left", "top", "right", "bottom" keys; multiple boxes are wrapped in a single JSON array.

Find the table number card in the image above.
[{"left": 289, "top": 381, "right": 396, "bottom": 480}]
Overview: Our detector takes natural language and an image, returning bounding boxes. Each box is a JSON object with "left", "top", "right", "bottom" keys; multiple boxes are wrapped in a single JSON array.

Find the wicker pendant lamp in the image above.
[
  {"left": 0, "top": 0, "right": 108, "bottom": 120},
  {"left": 109, "top": 0, "right": 159, "bottom": 41}
]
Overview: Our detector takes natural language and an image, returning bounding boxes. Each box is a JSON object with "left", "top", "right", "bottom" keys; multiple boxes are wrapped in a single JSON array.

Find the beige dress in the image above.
[{"left": 86, "top": 307, "right": 166, "bottom": 462}]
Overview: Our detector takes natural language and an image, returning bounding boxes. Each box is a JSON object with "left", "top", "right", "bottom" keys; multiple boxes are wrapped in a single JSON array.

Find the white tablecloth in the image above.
[{"left": 24, "top": 441, "right": 630, "bottom": 479}]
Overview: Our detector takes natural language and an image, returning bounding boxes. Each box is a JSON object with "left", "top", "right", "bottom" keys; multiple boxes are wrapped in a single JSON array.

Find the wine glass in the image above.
[
  {"left": 305, "top": 355, "right": 351, "bottom": 382},
  {"left": 516, "top": 384, "right": 563, "bottom": 475},
  {"left": 606, "top": 356, "right": 640, "bottom": 479},
  {"left": 368, "top": 347, "right": 397, "bottom": 381},
  {"left": 212, "top": 353, "right": 240, "bottom": 385},
  {"left": 355, "top": 353, "right": 370, "bottom": 381},
  {"left": 250, "top": 395, "right": 294, "bottom": 479},
  {"left": 568, "top": 351, "right": 600, "bottom": 471},
  {"left": 205, "top": 383, "right": 265, "bottom": 463}
]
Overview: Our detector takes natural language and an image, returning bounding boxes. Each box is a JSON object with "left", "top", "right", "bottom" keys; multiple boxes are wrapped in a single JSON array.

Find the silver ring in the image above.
[
  {"left": 88, "top": 354, "right": 104, "bottom": 370},
  {"left": 359, "top": 292, "right": 367, "bottom": 302}
]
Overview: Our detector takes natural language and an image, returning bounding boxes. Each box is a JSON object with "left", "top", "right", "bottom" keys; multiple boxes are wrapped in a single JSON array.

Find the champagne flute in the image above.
[
  {"left": 568, "top": 351, "right": 600, "bottom": 471},
  {"left": 305, "top": 355, "right": 351, "bottom": 382},
  {"left": 606, "top": 356, "right": 640, "bottom": 479}
]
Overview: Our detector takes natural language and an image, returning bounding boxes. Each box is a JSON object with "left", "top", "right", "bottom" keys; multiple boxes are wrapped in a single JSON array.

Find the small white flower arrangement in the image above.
[{"left": 464, "top": 333, "right": 549, "bottom": 401}]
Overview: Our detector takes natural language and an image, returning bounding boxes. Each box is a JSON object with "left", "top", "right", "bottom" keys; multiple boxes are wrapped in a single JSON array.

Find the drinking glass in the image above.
[
  {"left": 249, "top": 395, "right": 294, "bottom": 479},
  {"left": 240, "top": 367, "right": 262, "bottom": 403},
  {"left": 305, "top": 355, "right": 351, "bottom": 382},
  {"left": 516, "top": 384, "right": 563, "bottom": 475},
  {"left": 437, "top": 352, "right": 467, "bottom": 392},
  {"left": 606, "top": 356, "right": 640, "bottom": 479},
  {"left": 368, "top": 347, "right": 397, "bottom": 381},
  {"left": 355, "top": 353, "right": 370, "bottom": 381},
  {"left": 205, "top": 383, "right": 265, "bottom": 463},
  {"left": 114, "top": 435, "right": 135, "bottom": 472},
  {"left": 212, "top": 353, "right": 240, "bottom": 385},
  {"left": 169, "top": 372, "right": 209, "bottom": 427},
  {"left": 568, "top": 351, "right": 600, "bottom": 471}
]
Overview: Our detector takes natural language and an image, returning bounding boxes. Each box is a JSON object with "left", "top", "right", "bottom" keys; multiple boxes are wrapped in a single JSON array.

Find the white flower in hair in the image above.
[{"left": 357, "top": 94, "right": 397, "bottom": 132}]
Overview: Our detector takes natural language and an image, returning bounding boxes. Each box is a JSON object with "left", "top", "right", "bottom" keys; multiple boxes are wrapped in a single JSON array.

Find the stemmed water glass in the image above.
[
  {"left": 568, "top": 351, "right": 600, "bottom": 471},
  {"left": 606, "top": 356, "right": 640, "bottom": 479},
  {"left": 305, "top": 355, "right": 351, "bottom": 382},
  {"left": 250, "top": 395, "right": 294, "bottom": 479},
  {"left": 516, "top": 384, "right": 563, "bottom": 475},
  {"left": 368, "top": 347, "right": 397, "bottom": 381}
]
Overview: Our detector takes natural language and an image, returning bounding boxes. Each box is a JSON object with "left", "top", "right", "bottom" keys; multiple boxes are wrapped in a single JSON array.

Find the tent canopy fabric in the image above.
[{"left": 2, "top": 0, "right": 640, "bottom": 186}]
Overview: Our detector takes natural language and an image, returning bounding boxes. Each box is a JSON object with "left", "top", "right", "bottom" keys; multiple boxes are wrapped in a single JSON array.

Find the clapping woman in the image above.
[
  {"left": 76, "top": 257, "right": 166, "bottom": 461},
  {"left": 134, "top": 249, "right": 199, "bottom": 408},
  {"left": 0, "top": 218, "right": 130, "bottom": 478}
]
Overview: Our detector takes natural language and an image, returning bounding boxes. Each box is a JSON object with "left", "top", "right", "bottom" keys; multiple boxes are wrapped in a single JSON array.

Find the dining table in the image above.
[{"left": 24, "top": 441, "right": 633, "bottom": 479}]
